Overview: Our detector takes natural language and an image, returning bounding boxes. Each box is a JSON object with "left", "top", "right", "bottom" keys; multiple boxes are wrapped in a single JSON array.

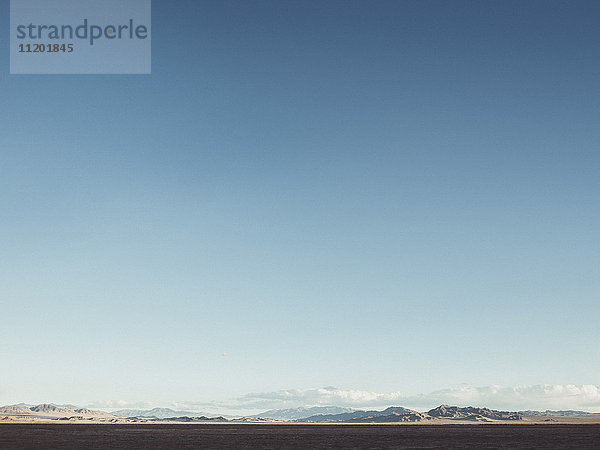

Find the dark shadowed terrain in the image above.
[{"left": 1, "top": 424, "right": 600, "bottom": 449}]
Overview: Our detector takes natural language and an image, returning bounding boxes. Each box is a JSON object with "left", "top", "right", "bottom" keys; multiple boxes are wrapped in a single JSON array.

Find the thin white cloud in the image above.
[
  {"left": 408, "top": 384, "right": 600, "bottom": 412},
  {"left": 232, "top": 386, "right": 404, "bottom": 410},
  {"left": 210, "top": 384, "right": 600, "bottom": 413},
  {"left": 83, "top": 384, "right": 600, "bottom": 415},
  {"left": 85, "top": 400, "right": 156, "bottom": 410}
]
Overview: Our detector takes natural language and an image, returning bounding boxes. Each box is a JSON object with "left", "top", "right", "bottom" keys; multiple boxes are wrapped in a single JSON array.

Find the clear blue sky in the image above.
[{"left": 1, "top": 0, "right": 599, "bottom": 412}]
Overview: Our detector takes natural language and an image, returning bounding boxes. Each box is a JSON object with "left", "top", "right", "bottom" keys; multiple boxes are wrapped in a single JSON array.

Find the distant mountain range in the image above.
[
  {"left": 299, "top": 406, "right": 418, "bottom": 423},
  {"left": 427, "top": 405, "right": 521, "bottom": 421},
  {"left": 0, "top": 404, "right": 114, "bottom": 419},
  {"left": 2, "top": 403, "right": 598, "bottom": 423},
  {"left": 251, "top": 406, "right": 354, "bottom": 420},
  {"left": 248, "top": 405, "right": 527, "bottom": 422},
  {"left": 296, "top": 405, "right": 522, "bottom": 423},
  {"left": 110, "top": 408, "right": 208, "bottom": 419}
]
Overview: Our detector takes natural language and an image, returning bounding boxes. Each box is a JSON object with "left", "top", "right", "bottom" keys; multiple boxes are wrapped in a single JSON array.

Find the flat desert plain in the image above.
[{"left": 1, "top": 423, "right": 600, "bottom": 449}]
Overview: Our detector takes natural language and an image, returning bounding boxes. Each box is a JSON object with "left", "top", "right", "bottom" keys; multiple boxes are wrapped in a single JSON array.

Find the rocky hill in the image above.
[
  {"left": 427, "top": 405, "right": 522, "bottom": 421},
  {"left": 0, "top": 404, "right": 115, "bottom": 419},
  {"left": 300, "top": 406, "right": 418, "bottom": 423},
  {"left": 298, "top": 405, "right": 522, "bottom": 423},
  {"left": 0, "top": 405, "right": 32, "bottom": 415}
]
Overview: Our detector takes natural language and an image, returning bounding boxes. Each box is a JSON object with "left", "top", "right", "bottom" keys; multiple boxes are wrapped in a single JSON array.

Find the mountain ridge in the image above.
[
  {"left": 2, "top": 402, "right": 598, "bottom": 423},
  {"left": 251, "top": 406, "right": 355, "bottom": 420},
  {"left": 299, "top": 406, "right": 418, "bottom": 423},
  {"left": 297, "top": 405, "right": 523, "bottom": 423},
  {"left": 110, "top": 407, "right": 208, "bottom": 419},
  {"left": 0, "top": 404, "right": 114, "bottom": 419}
]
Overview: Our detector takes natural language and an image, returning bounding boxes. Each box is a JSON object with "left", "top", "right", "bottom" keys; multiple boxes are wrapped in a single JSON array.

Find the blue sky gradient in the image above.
[{"left": 1, "top": 0, "right": 599, "bottom": 410}]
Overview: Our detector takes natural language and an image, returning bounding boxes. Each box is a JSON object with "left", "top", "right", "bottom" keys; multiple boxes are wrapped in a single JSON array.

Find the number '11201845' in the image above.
[{"left": 19, "top": 43, "right": 74, "bottom": 53}]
